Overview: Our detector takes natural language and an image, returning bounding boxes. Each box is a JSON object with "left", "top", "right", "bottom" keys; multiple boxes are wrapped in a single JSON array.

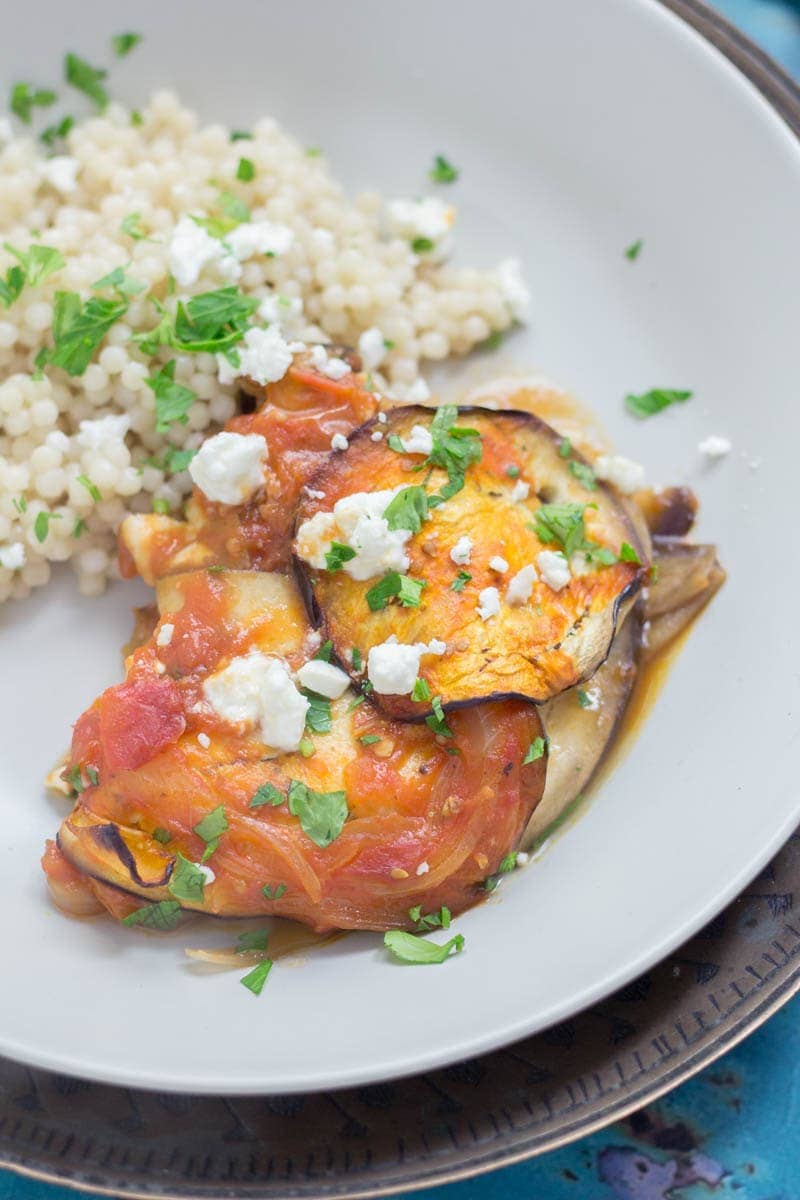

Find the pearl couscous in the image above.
[{"left": 0, "top": 90, "right": 528, "bottom": 605}]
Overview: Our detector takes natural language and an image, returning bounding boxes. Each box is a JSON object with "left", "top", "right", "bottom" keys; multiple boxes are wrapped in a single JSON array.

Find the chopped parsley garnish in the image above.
[
  {"left": 479, "top": 330, "right": 503, "bottom": 352},
  {"left": 112, "top": 33, "right": 142, "bottom": 58},
  {"left": 325, "top": 541, "right": 356, "bottom": 572},
  {"left": 577, "top": 690, "right": 592, "bottom": 709},
  {"left": 91, "top": 265, "right": 145, "bottom": 297},
  {"left": 64, "top": 54, "right": 109, "bottom": 111},
  {"left": 483, "top": 852, "right": 518, "bottom": 893},
  {"left": 146, "top": 360, "right": 197, "bottom": 433},
  {"left": 558, "top": 437, "right": 572, "bottom": 458},
  {"left": 425, "top": 405, "right": 482, "bottom": 506},
  {"left": 302, "top": 689, "right": 332, "bottom": 734},
  {"left": 366, "top": 571, "right": 426, "bottom": 611},
  {"left": 148, "top": 286, "right": 259, "bottom": 355},
  {"left": 0, "top": 243, "right": 65, "bottom": 307},
  {"left": 534, "top": 502, "right": 587, "bottom": 558},
  {"left": 287, "top": 779, "right": 348, "bottom": 848},
  {"left": 386, "top": 433, "right": 405, "bottom": 453},
  {"left": 72, "top": 517, "right": 87, "bottom": 538},
  {"left": 411, "top": 677, "right": 431, "bottom": 702},
  {"left": 38, "top": 291, "right": 128, "bottom": 376},
  {"left": 193, "top": 804, "right": 229, "bottom": 862},
  {"left": 384, "top": 930, "right": 465, "bottom": 964},
  {"left": 314, "top": 639, "right": 334, "bottom": 662},
  {"left": 249, "top": 781, "right": 285, "bottom": 809},
  {"left": 12, "top": 496, "right": 27, "bottom": 514},
  {"left": 262, "top": 882, "right": 287, "bottom": 900},
  {"left": 351, "top": 647, "right": 362, "bottom": 672},
  {"left": 359, "top": 734, "right": 382, "bottom": 745},
  {"left": 130, "top": 109, "right": 143, "bottom": 127},
  {"left": 146, "top": 446, "right": 197, "bottom": 474},
  {"left": 412, "top": 236, "right": 434, "bottom": 254},
  {"left": 429, "top": 154, "right": 459, "bottom": 184},
  {"left": 152, "top": 827, "right": 171, "bottom": 845},
  {"left": 505, "top": 464, "right": 520, "bottom": 478},
  {"left": 230, "top": 130, "right": 253, "bottom": 141},
  {"left": 122, "top": 900, "right": 182, "bottom": 931},
  {"left": 236, "top": 157, "right": 255, "bottom": 182},
  {"left": 382, "top": 485, "right": 429, "bottom": 534},
  {"left": 76, "top": 474, "right": 101, "bottom": 502},
  {"left": 240, "top": 958, "right": 273, "bottom": 995},
  {"left": 523, "top": 736, "right": 546, "bottom": 764},
  {"left": 625, "top": 388, "right": 692, "bottom": 418},
  {"left": 236, "top": 929, "right": 269, "bottom": 954},
  {"left": 306, "top": 146, "right": 322, "bottom": 157},
  {"left": 10, "top": 83, "right": 57, "bottom": 124},
  {"left": 620, "top": 541, "right": 642, "bottom": 564},
  {"left": 40, "top": 115, "right": 74, "bottom": 146},
  {"left": 152, "top": 498, "right": 170, "bottom": 515},
  {"left": 425, "top": 695, "right": 453, "bottom": 738},
  {"left": 408, "top": 904, "right": 451, "bottom": 931},
  {"left": 218, "top": 190, "right": 250, "bottom": 224},
  {"left": 568, "top": 459, "right": 596, "bottom": 490},
  {"left": 624, "top": 238, "right": 644, "bottom": 261},
  {"left": 168, "top": 853, "right": 207, "bottom": 903},
  {"left": 86, "top": 765, "right": 99, "bottom": 786},
  {"left": 34, "top": 510, "right": 61, "bottom": 543},
  {"left": 450, "top": 570, "right": 472, "bottom": 592},
  {"left": 120, "top": 212, "right": 145, "bottom": 240},
  {"left": 583, "top": 544, "right": 618, "bottom": 566}
]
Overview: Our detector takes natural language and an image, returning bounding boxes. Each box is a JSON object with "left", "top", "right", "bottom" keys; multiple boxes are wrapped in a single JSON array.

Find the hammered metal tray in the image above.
[{"left": 2, "top": 3, "right": 799, "bottom": 1196}]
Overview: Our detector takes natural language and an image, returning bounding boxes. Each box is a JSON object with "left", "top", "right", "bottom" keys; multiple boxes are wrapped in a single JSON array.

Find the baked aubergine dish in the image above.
[{"left": 42, "top": 350, "right": 724, "bottom": 972}]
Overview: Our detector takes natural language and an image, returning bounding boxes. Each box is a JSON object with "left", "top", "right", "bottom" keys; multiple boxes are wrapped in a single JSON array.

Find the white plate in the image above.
[{"left": 2, "top": 0, "right": 799, "bottom": 1095}]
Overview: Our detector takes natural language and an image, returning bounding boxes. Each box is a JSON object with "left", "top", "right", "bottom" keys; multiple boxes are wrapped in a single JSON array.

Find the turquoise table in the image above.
[{"left": 3, "top": 3, "right": 799, "bottom": 1198}]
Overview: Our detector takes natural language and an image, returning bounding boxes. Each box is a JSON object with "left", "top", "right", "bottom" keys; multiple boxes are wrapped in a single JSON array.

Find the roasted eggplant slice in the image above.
[
  {"left": 47, "top": 568, "right": 547, "bottom": 932},
  {"left": 644, "top": 539, "right": 726, "bottom": 657},
  {"left": 293, "top": 405, "right": 647, "bottom": 717},
  {"left": 119, "top": 355, "right": 379, "bottom": 585}
]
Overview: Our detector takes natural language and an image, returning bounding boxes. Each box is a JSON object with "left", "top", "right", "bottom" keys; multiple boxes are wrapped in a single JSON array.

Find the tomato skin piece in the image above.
[{"left": 81, "top": 670, "right": 186, "bottom": 774}]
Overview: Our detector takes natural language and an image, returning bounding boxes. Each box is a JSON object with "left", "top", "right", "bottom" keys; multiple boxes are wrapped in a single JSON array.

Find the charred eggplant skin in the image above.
[{"left": 293, "top": 405, "right": 647, "bottom": 718}]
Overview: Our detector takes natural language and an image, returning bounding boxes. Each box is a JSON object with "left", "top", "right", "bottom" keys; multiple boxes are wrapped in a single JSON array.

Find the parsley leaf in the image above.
[
  {"left": 523, "top": 736, "right": 546, "bottom": 764},
  {"left": 577, "top": 689, "right": 592, "bottom": 709},
  {"left": 193, "top": 804, "right": 229, "bottom": 862},
  {"left": 152, "top": 827, "right": 171, "bottom": 844},
  {"left": 426, "top": 406, "right": 482, "bottom": 506},
  {"left": 408, "top": 904, "right": 451, "bottom": 931},
  {"left": 314, "top": 639, "right": 334, "bottom": 662},
  {"left": 351, "top": 646, "right": 362, "bottom": 672},
  {"left": 412, "top": 236, "right": 434, "bottom": 254},
  {"left": 287, "top": 780, "right": 348, "bottom": 847},
  {"left": 450, "top": 570, "right": 472, "bottom": 592},
  {"left": 384, "top": 930, "right": 465, "bottom": 964},
  {"left": 359, "top": 734, "right": 382, "bottom": 745},
  {"left": 76, "top": 474, "right": 101, "bottom": 502},
  {"left": 72, "top": 517, "right": 87, "bottom": 538},
  {"left": 411, "top": 677, "right": 431, "bottom": 702},
  {"left": 122, "top": 900, "right": 182, "bottom": 931},
  {"left": 240, "top": 958, "right": 273, "bottom": 995},
  {"left": 250, "top": 781, "right": 285, "bottom": 809},
  {"left": 429, "top": 154, "right": 459, "bottom": 184},
  {"left": 325, "top": 541, "right": 356, "bottom": 572},
  {"left": 230, "top": 130, "right": 252, "bottom": 142},
  {"left": 262, "top": 882, "right": 287, "bottom": 900},
  {"left": 64, "top": 54, "right": 109, "bottom": 111},
  {"left": 236, "top": 157, "right": 255, "bottom": 182},
  {"left": 534, "top": 502, "right": 587, "bottom": 558},
  {"left": 366, "top": 571, "right": 426, "bottom": 611},
  {"left": 34, "top": 510, "right": 61, "bottom": 543},
  {"left": 112, "top": 33, "right": 142, "bottom": 58},
  {"left": 152, "top": 498, "right": 171, "bottom": 515},
  {"left": 236, "top": 929, "right": 269, "bottom": 953},
  {"left": 168, "top": 286, "right": 258, "bottom": 354},
  {"left": 425, "top": 695, "right": 453, "bottom": 738},
  {"left": 168, "top": 853, "right": 207, "bottom": 903},
  {"left": 5, "top": 242, "right": 65, "bottom": 288},
  {"left": 382, "top": 485, "right": 429, "bottom": 534},
  {"left": 10, "top": 83, "right": 57, "bottom": 124},
  {"left": 558, "top": 437, "right": 572, "bottom": 458},
  {"left": 625, "top": 388, "right": 692, "bottom": 418},
  {"left": 40, "top": 115, "right": 74, "bottom": 147},
  {"left": 620, "top": 541, "right": 642, "bottom": 564},
  {"left": 146, "top": 360, "right": 197, "bottom": 433},
  {"left": 218, "top": 191, "right": 250, "bottom": 224},
  {"left": 302, "top": 689, "right": 332, "bottom": 734},
  {"left": 568, "top": 459, "right": 597, "bottom": 490},
  {"left": 483, "top": 852, "right": 519, "bottom": 893},
  {"left": 40, "top": 291, "right": 128, "bottom": 376},
  {"left": 625, "top": 238, "right": 643, "bottom": 261},
  {"left": 120, "top": 212, "right": 146, "bottom": 240},
  {"left": 91, "top": 265, "right": 145, "bottom": 297},
  {"left": 0, "top": 265, "right": 25, "bottom": 308}
]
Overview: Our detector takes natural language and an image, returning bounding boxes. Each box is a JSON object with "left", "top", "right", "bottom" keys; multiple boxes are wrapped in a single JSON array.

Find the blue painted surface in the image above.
[{"left": 2, "top": 3, "right": 799, "bottom": 1198}]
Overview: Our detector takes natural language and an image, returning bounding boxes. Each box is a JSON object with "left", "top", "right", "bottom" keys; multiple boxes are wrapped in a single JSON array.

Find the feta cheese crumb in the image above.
[
  {"left": 217, "top": 325, "right": 292, "bottom": 386},
  {"left": 450, "top": 535, "right": 473, "bottom": 566},
  {"left": 225, "top": 220, "right": 294, "bottom": 262},
  {"left": 295, "top": 486, "right": 413, "bottom": 580},
  {"left": 156, "top": 623, "right": 174, "bottom": 648},
  {"left": 197, "top": 731, "right": 211, "bottom": 749},
  {"left": 371, "top": 430, "right": 384, "bottom": 442},
  {"left": 331, "top": 433, "right": 349, "bottom": 451},
  {"left": 168, "top": 216, "right": 222, "bottom": 287},
  {"left": 506, "top": 563, "right": 537, "bottom": 606},
  {"left": 310, "top": 344, "right": 351, "bottom": 381},
  {"left": 258, "top": 292, "right": 304, "bottom": 326},
  {"left": 304, "top": 487, "right": 326, "bottom": 500},
  {"left": 189, "top": 431, "right": 268, "bottom": 505},
  {"left": 593, "top": 454, "right": 645, "bottom": 495},
  {"left": 536, "top": 550, "right": 571, "bottom": 591},
  {"left": 358, "top": 327, "right": 387, "bottom": 370},
  {"left": 196, "top": 862, "right": 215, "bottom": 885},
  {"left": 397, "top": 424, "right": 434, "bottom": 456},
  {"left": 295, "top": 658, "right": 351, "bottom": 699},
  {"left": 510, "top": 479, "right": 530, "bottom": 503},
  {"left": 489, "top": 555, "right": 509, "bottom": 573},
  {"left": 416, "top": 861, "right": 430, "bottom": 876},
  {"left": 154, "top": 660, "right": 166, "bottom": 674},
  {"left": 367, "top": 641, "right": 424, "bottom": 695},
  {"left": 77, "top": 413, "right": 131, "bottom": 450},
  {"left": 39, "top": 155, "right": 79, "bottom": 195},
  {"left": 0, "top": 542, "right": 26, "bottom": 571},
  {"left": 203, "top": 652, "right": 309, "bottom": 751},
  {"left": 377, "top": 412, "right": 388, "bottom": 424},
  {"left": 477, "top": 586, "right": 501, "bottom": 621},
  {"left": 387, "top": 197, "right": 455, "bottom": 260},
  {"left": 495, "top": 257, "right": 531, "bottom": 322},
  {"left": 425, "top": 639, "right": 447, "bottom": 656},
  {"left": 698, "top": 435, "right": 732, "bottom": 460},
  {"left": 516, "top": 851, "right": 530, "bottom": 866},
  {"left": 580, "top": 686, "right": 601, "bottom": 711}
]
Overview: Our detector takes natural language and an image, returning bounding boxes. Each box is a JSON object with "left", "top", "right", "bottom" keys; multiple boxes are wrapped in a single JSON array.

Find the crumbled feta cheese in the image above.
[
  {"left": 217, "top": 325, "right": 292, "bottom": 386},
  {"left": 506, "top": 563, "right": 537, "bottom": 606},
  {"left": 189, "top": 431, "right": 268, "bottom": 505},
  {"left": 196, "top": 862, "right": 216, "bottom": 884},
  {"left": 698, "top": 435, "right": 732, "bottom": 460},
  {"left": 258, "top": 293, "right": 304, "bottom": 326},
  {"left": 397, "top": 424, "right": 433, "bottom": 456},
  {"left": 489, "top": 555, "right": 509, "bottom": 573},
  {"left": 295, "top": 486, "right": 413, "bottom": 580},
  {"left": 516, "top": 851, "right": 530, "bottom": 866},
  {"left": 371, "top": 431, "right": 384, "bottom": 442},
  {"left": 580, "top": 686, "right": 601, "bottom": 711},
  {"left": 304, "top": 487, "right": 326, "bottom": 500},
  {"left": 450, "top": 535, "right": 473, "bottom": 566},
  {"left": 168, "top": 216, "right": 222, "bottom": 287},
  {"left": 593, "top": 454, "right": 645, "bottom": 495},
  {"left": 203, "top": 651, "right": 309, "bottom": 751},
  {"left": 225, "top": 220, "right": 294, "bottom": 262},
  {"left": 330, "top": 433, "right": 349, "bottom": 451},
  {"left": 377, "top": 412, "right": 388, "bottom": 424},
  {"left": 367, "top": 640, "right": 424, "bottom": 695},
  {"left": 310, "top": 344, "right": 351, "bottom": 381},
  {"left": 495, "top": 257, "right": 530, "bottom": 322},
  {"left": 156, "top": 623, "right": 174, "bottom": 648},
  {"left": 510, "top": 479, "right": 530, "bottom": 503},
  {"left": 477, "top": 586, "right": 501, "bottom": 621},
  {"left": 0, "top": 542, "right": 25, "bottom": 571},
  {"left": 197, "top": 731, "right": 211, "bottom": 749},
  {"left": 406, "top": 378, "right": 431, "bottom": 402},
  {"left": 425, "top": 639, "right": 447, "bottom": 656},
  {"left": 536, "top": 550, "right": 571, "bottom": 591},
  {"left": 154, "top": 660, "right": 166, "bottom": 674},
  {"left": 77, "top": 413, "right": 131, "bottom": 450},
  {"left": 358, "top": 327, "right": 387, "bottom": 370},
  {"left": 387, "top": 197, "right": 455, "bottom": 260},
  {"left": 295, "top": 658, "right": 351, "bottom": 699},
  {"left": 39, "top": 155, "right": 79, "bottom": 195},
  {"left": 416, "top": 861, "right": 430, "bottom": 876}
]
